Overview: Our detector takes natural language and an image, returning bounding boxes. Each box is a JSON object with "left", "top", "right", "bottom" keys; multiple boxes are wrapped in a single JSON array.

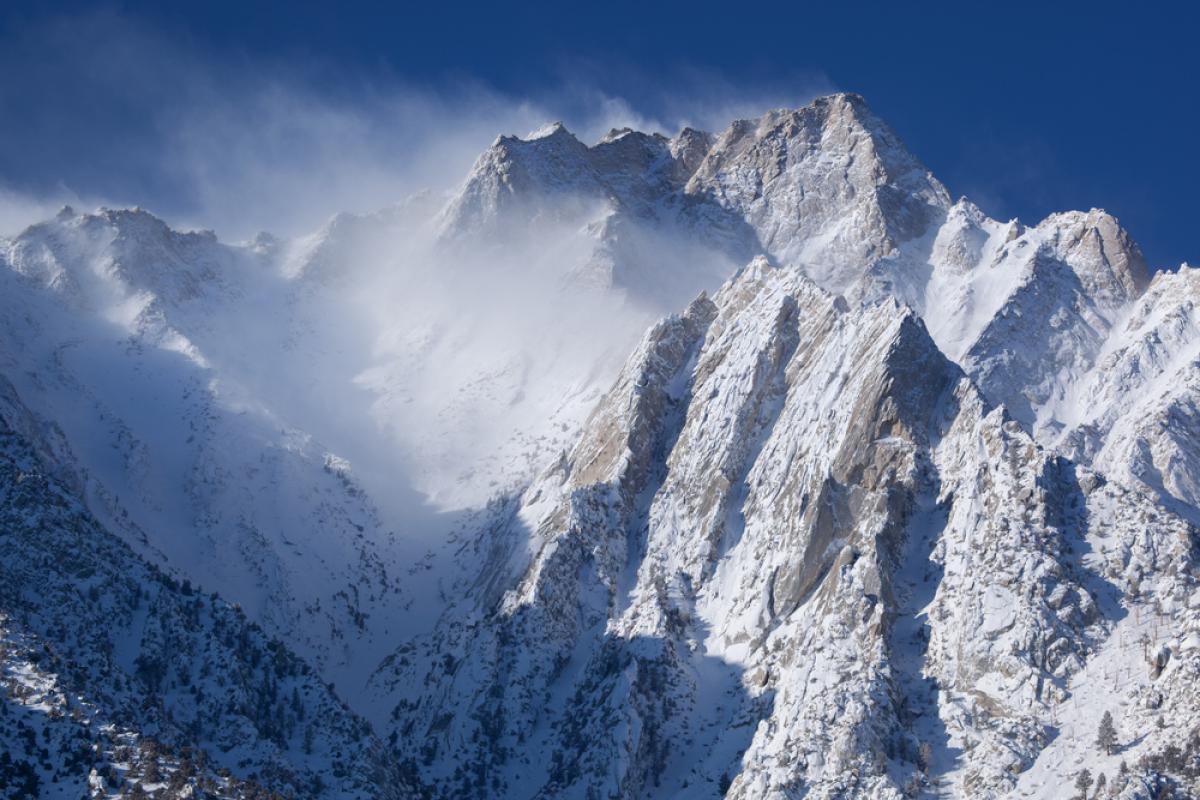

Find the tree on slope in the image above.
[
  {"left": 1097, "top": 710, "right": 1119, "bottom": 756},
  {"left": 1075, "top": 768, "right": 1093, "bottom": 799}
]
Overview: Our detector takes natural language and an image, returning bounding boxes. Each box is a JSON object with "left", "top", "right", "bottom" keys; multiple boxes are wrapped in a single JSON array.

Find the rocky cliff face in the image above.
[
  {"left": 682, "top": 95, "right": 950, "bottom": 290},
  {"left": 384, "top": 93, "right": 1200, "bottom": 798},
  {"left": 1052, "top": 265, "right": 1200, "bottom": 518},
  {"left": 377, "top": 260, "right": 1199, "bottom": 798}
]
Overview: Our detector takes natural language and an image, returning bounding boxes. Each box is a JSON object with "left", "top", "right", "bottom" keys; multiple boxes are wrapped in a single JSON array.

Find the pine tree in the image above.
[
  {"left": 1074, "top": 768, "right": 1092, "bottom": 799},
  {"left": 1097, "top": 710, "right": 1118, "bottom": 755},
  {"left": 917, "top": 741, "right": 934, "bottom": 773}
]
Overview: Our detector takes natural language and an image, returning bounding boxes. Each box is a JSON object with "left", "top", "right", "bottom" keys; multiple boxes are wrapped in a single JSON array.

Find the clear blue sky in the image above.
[{"left": 1, "top": 0, "right": 1196, "bottom": 268}]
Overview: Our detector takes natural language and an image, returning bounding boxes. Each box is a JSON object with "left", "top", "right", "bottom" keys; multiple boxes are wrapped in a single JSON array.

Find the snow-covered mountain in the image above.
[
  {"left": 0, "top": 373, "right": 421, "bottom": 800},
  {"left": 0, "top": 207, "right": 421, "bottom": 708},
  {"left": 374, "top": 260, "right": 1198, "bottom": 799},
  {"left": 2, "top": 92, "right": 1198, "bottom": 799}
]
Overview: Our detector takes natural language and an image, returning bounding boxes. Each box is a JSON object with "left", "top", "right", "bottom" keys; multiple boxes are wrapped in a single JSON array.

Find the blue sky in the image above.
[{"left": 1, "top": 1, "right": 1196, "bottom": 268}]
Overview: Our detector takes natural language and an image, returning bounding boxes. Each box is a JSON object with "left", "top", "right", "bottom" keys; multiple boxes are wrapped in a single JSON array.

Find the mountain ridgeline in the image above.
[{"left": 0, "top": 93, "right": 1197, "bottom": 799}]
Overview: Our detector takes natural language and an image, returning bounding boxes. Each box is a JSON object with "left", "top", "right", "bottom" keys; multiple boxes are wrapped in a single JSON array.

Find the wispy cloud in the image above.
[{"left": 0, "top": 8, "right": 834, "bottom": 239}]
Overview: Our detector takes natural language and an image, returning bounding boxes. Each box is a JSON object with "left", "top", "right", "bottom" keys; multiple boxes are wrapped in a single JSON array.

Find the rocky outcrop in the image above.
[{"left": 379, "top": 258, "right": 1198, "bottom": 798}]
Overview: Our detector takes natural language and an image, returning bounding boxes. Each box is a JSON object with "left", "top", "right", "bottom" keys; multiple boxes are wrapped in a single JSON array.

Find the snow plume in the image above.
[
  {"left": 0, "top": 8, "right": 545, "bottom": 238},
  {"left": 0, "top": 8, "right": 826, "bottom": 514},
  {"left": 257, "top": 204, "right": 657, "bottom": 513},
  {"left": 539, "top": 59, "right": 836, "bottom": 137},
  {"left": 0, "top": 8, "right": 832, "bottom": 239},
  {"left": 0, "top": 185, "right": 78, "bottom": 236}
]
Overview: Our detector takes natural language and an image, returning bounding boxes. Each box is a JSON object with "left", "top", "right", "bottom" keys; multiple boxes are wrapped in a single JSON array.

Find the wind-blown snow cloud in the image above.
[
  {"left": 0, "top": 8, "right": 835, "bottom": 510},
  {"left": 0, "top": 8, "right": 832, "bottom": 240},
  {"left": 0, "top": 185, "right": 79, "bottom": 235}
]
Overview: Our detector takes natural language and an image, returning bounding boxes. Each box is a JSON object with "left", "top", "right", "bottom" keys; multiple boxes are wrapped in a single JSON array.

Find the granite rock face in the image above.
[{"left": 378, "top": 261, "right": 1198, "bottom": 799}]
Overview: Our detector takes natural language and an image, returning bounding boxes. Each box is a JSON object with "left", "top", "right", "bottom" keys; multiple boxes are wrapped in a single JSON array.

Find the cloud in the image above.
[
  {"left": 539, "top": 59, "right": 836, "bottom": 138},
  {"left": 0, "top": 8, "right": 834, "bottom": 241},
  {"left": 0, "top": 185, "right": 74, "bottom": 236},
  {"left": 0, "top": 8, "right": 834, "bottom": 511}
]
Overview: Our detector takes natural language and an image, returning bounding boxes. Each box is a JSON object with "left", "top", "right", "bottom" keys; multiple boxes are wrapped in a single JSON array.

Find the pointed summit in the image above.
[
  {"left": 598, "top": 126, "right": 635, "bottom": 144},
  {"left": 524, "top": 120, "right": 575, "bottom": 141},
  {"left": 681, "top": 92, "right": 951, "bottom": 290},
  {"left": 1040, "top": 207, "right": 1150, "bottom": 298}
]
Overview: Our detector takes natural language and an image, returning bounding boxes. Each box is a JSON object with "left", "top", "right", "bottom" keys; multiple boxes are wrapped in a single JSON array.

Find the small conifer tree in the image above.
[
  {"left": 1075, "top": 768, "right": 1092, "bottom": 799},
  {"left": 1097, "top": 710, "right": 1118, "bottom": 755}
]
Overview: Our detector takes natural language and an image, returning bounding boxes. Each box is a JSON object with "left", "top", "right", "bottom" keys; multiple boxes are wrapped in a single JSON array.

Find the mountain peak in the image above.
[
  {"left": 680, "top": 93, "right": 950, "bottom": 290},
  {"left": 1039, "top": 206, "right": 1151, "bottom": 297},
  {"left": 808, "top": 90, "right": 872, "bottom": 119},
  {"left": 439, "top": 91, "right": 954, "bottom": 296},
  {"left": 486, "top": 121, "right": 587, "bottom": 155},
  {"left": 598, "top": 126, "right": 636, "bottom": 144},
  {"left": 524, "top": 120, "right": 575, "bottom": 141}
]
